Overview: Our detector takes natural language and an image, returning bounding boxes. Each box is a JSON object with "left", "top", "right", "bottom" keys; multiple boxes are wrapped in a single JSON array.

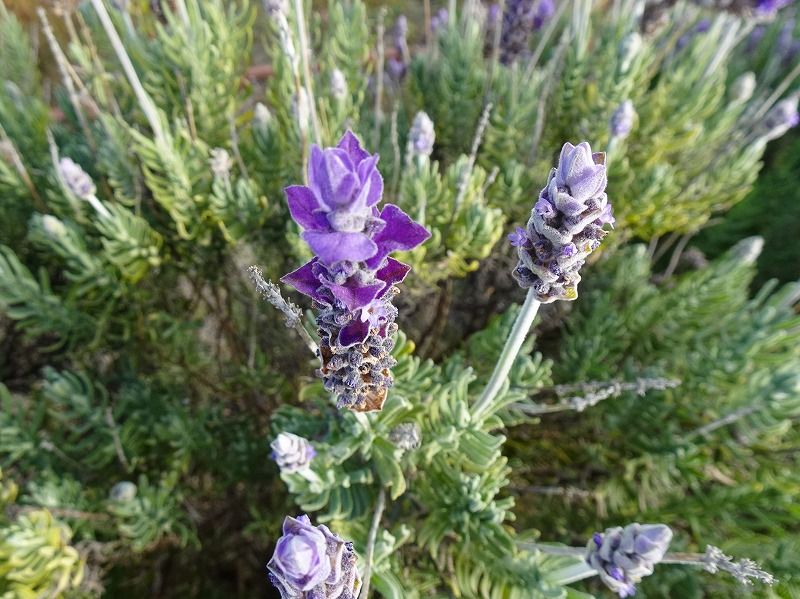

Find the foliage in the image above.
[{"left": 0, "top": 0, "right": 798, "bottom": 597}]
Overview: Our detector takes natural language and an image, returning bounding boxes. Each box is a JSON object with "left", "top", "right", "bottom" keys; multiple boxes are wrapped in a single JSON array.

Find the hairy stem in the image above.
[
  {"left": 361, "top": 488, "right": 386, "bottom": 599},
  {"left": 472, "top": 289, "right": 541, "bottom": 420}
]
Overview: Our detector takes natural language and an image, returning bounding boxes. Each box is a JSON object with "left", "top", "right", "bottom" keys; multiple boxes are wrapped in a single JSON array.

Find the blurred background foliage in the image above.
[{"left": 0, "top": 0, "right": 799, "bottom": 598}]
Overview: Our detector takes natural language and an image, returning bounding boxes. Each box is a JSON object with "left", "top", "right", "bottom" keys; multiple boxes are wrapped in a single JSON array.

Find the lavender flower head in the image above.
[
  {"left": 387, "top": 16, "right": 409, "bottom": 83},
  {"left": 759, "top": 95, "right": 800, "bottom": 142},
  {"left": 281, "top": 131, "right": 430, "bottom": 411},
  {"left": 586, "top": 523, "right": 673, "bottom": 597},
  {"left": 271, "top": 432, "right": 316, "bottom": 474},
  {"left": 408, "top": 111, "right": 436, "bottom": 158},
  {"left": 499, "top": 0, "right": 536, "bottom": 64},
  {"left": 511, "top": 141, "right": 613, "bottom": 302},
  {"left": 609, "top": 100, "right": 636, "bottom": 139},
  {"left": 268, "top": 515, "right": 362, "bottom": 599},
  {"left": 58, "top": 157, "right": 96, "bottom": 199},
  {"left": 430, "top": 8, "right": 449, "bottom": 33},
  {"left": 533, "top": 0, "right": 555, "bottom": 29},
  {"left": 499, "top": 0, "right": 555, "bottom": 63}
]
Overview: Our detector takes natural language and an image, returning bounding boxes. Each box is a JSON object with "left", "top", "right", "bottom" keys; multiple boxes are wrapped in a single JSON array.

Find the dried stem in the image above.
[
  {"left": 452, "top": 102, "right": 493, "bottom": 218},
  {"left": 247, "top": 266, "right": 318, "bottom": 355},
  {"left": 38, "top": 8, "right": 96, "bottom": 150},
  {"left": 89, "top": 0, "right": 165, "bottom": 143},
  {"left": 373, "top": 9, "right": 387, "bottom": 151},
  {"left": 292, "top": 0, "right": 322, "bottom": 145}
]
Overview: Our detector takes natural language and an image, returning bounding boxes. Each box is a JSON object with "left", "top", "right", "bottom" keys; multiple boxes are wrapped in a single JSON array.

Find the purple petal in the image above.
[
  {"left": 357, "top": 155, "right": 384, "bottom": 207},
  {"left": 338, "top": 317, "right": 370, "bottom": 346},
  {"left": 376, "top": 257, "right": 412, "bottom": 286},
  {"left": 568, "top": 164, "right": 607, "bottom": 201},
  {"left": 302, "top": 231, "right": 377, "bottom": 264},
  {"left": 308, "top": 146, "right": 357, "bottom": 209},
  {"left": 365, "top": 204, "right": 431, "bottom": 269},
  {"left": 280, "top": 260, "right": 324, "bottom": 301},
  {"left": 285, "top": 185, "right": 329, "bottom": 231},
  {"left": 376, "top": 257, "right": 412, "bottom": 298},
  {"left": 508, "top": 227, "right": 529, "bottom": 247},
  {"left": 327, "top": 279, "right": 385, "bottom": 312},
  {"left": 337, "top": 130, "right": 370, "bottom": 164}
]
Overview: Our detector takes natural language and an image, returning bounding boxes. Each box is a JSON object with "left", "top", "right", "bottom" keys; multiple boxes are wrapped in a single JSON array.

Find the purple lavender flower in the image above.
[
  {"left": 408, "top": 112, "right": 436, "bottom": 158},
  {"left": 759, "top": 96, "right": 800, "bottom": 142},
  {"left": 281, "top": 131, "right": 430, "bottom": 411},
  {"left": 388, "top": 16, "right": 409, "bottom": 83},
  {"left": 533, "top": 0, "right": 556, "bottom": 29},
  {"left": 268, "top": 515, "right": 362, "bottom": 598},
  {"left": 512, "top": 142, "right": 613, "bottom": 302},
  {"left": 271, "top": 432, "right": 316, "bottom": 473},
  {"left": 609, "top": 100, "right": 636, "bottom": 139},
  {"left": 508, "top": 226, "right": 530, "bottom": 247},
  {"left": 690, "top": 0, "right": 792, "bottom": 15},
  {"left": 431, "top": 8, "right": 449, "bottom": 33},
  {"left": 499, "top": 0, "right": 537, "bottom": 64},
  {"left": 755, "top": 0, "right": 793, "bottom": 14},
  {"left": 586, "top": 523, "right": 673, "bottom": 598},
  {"left": 58, "top": 157, "right": 96, "bottom": 199}
]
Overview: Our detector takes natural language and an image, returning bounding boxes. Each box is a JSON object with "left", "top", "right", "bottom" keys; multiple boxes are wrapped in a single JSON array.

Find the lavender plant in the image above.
[{"left": 0, "top": 0, "right": 797, "bottom": 597}]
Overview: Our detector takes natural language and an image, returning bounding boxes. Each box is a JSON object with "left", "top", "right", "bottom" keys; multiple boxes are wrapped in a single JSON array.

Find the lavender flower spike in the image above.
[
  {"left": 586, "top": 523, "right": 673, "bottom": 597},
  {"left": 408, "top": 112, "right": 436, "bottom": 159},
  {"left": 268, "top": 514, "right": 362, "bottom": 599},
  {"left": 271, "top": 432, "right": 316, "bottom": 474},
  {"left": 58, "top": 157, "right": 96, "bottom": 199},
  {"left": 499, "top": 0, "right": 555, "bottom": 64},
  {"left": 759, "top": 95, "right": 800, "bottom": 143},
  {"left": 281, "top": 131, "right": 430, "bottom": 411},
  {"left": 511, "top": 141, "right": 613, "bottom": 302},
  {"left": 609, "top": 100, "right": 636, "bottom": 139}
]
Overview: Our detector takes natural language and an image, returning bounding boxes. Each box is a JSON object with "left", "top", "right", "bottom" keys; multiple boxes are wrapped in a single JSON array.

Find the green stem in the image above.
[
  {"left": 472, "top": 289, "right": 541, "bottom": 420},
  {"left": 547, "top": 562, "right": 597, "bottom": 585},
  {"left": 361, "top": 488, "right": 386, "bottom": 599}
]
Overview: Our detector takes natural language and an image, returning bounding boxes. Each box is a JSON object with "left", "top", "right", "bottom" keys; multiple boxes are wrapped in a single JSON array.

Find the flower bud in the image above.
[
  {"left": 58, "top": 157, "right": 96, "bottom": 200},
  {"left": 431, "top": 8, "right": 449, "bottom": 33},
  {"left": 41, "top": 215, "right": 67, "bottom": 239},
  {"left": 330, "top": 69, "right": 348, "bottom": 101},
  {"left": 268, "top": 515, "right": 362, "bottom": 599},
  {"left": 759, "top": 95, "right": 800, "bottom": 142},
  {"left": 586, "top": 523, "right": 673, "bottom": 597},
  {"left": 389, "top": 422, "right": 422, "bottom": 451},
  {"left": 209, "top": 148, "right": 233, "bottom": 179},
  {"left": 271, "top": 432, "right": 316, "bottom": 474},
  {"left": 109, "top": 481, "right": 137, "bottom": 502},
  {"left": 293, "top": 89, "right": 311, "bottom": 136},
  {"left": 730, "top": 72, "right": 756, "bottom": 105},
  {"left": 609, "top": 100, "right": 636, "bottom": 139},
  {"left": 408, "top": 111, "right": 436, "bottom": 158},
  {"left": 618, "top": 32, "right": 642, "bottom": 74},
  {"left": 254, "top": 102, "right": 273, "bottom": 130}
]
